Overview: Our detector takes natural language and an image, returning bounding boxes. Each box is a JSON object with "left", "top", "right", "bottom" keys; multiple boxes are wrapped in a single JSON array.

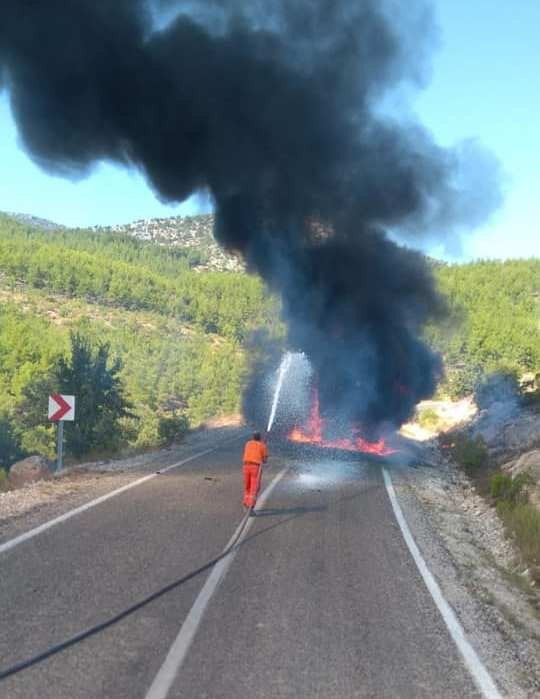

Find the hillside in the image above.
[
  {"left": 1, "top": 210, "right": 244, "bottom": 273},
  {"left": 0, "top": 213, "right": 282, "bottom": 468},
  {"left": 0, "top": 211, "right": 538, "bottom": 471},
  {"left": 95, "top": 214, "right": 245, "bottom": 272},
  {"left": 2, "top": 212, "right": 65, "bottom": 231},
  {"left": 427, "top": 259, "right": 540, "bottom": 396}
]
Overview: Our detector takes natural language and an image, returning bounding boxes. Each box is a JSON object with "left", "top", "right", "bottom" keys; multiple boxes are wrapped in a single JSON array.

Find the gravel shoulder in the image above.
[
  {"left": 391, "top": 444, "right": 540, "bottom": 698},
  {"left": 0, "top": 426, "right": 247, "bottom": 546}
]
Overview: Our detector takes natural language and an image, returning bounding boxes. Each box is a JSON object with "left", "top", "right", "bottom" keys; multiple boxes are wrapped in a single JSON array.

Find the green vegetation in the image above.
[
  {"left": 0, "top": 416, "right": 24, "bottom": 469},
  {"left": 428, "top": 259, "right": 540, "bottom": 397},
  {"left": 416, "top": 406, "right": 440, "bottom": 430},
  {"left": 0, "top": 467, "right": 8, "bottom": 492},
  {"left": 490, "top": 471, "right": 539, "bottom": 566},
  {"left": 496, "top": 503, "right": 540, "bottom": 566},
  {"left": 446, "top": 434, "right": 489, "bottom": 477},
  {"left": 0, "top": 214, "right": 276, "bottom": 342},
  {"left": 0, "top": 215, "right": 283, "bottom": 469},
  {"left": 0, "top": 212, "right": 538, "bottom": 473},
  {"left": 490, "top": 472, "right": 533, "bottom": 505},
  {"left": 55, "top": 334, "right": 132, "bottom": 457}
]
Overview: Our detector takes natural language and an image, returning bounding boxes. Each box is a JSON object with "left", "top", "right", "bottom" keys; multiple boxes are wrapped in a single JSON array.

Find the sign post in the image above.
[
  {"left": 48, "top": 394, "right": 76, "bottom": 471},
  {"left": 57, "top": 421, "right": 64, "bottom": 472}
]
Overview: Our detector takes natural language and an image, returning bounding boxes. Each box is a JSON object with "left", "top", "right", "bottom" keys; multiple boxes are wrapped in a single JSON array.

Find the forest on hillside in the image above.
[
  {"left": 0, "top": 213, "right": 538, "bottom": 470},
  {"left": 428, "top": 259, "right": 540, "bottom": 396},
  {"left": 0, "top": 215, "right": 283, "bottom": 469},
  {"left": 0, "top": 215, "right": 274, "bottom": 341}
]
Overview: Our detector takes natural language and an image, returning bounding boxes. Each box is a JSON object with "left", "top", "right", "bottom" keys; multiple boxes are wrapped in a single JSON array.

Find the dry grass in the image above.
[
  {"left": 416, "top": 407, "right": 441, "bottom": 430},
  {"left": 0, "top": 468, "right": 9, "bottom": 492},
  {"left": 497, "top": 501, "right": 540, "bottom": 567}
]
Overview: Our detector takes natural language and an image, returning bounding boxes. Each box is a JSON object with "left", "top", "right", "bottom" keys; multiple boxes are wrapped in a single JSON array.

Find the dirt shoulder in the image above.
[{"left": 392, "top": 444, "right": 540, "bottom": 698}]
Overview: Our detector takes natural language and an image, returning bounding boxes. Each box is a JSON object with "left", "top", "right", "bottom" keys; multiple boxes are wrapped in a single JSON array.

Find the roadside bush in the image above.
[
  {"left": 0, "top": 418, "right": 24, "bottom": 470},
  {"left": 18, "top": 424, "right": 57, "bottom": 461},
  {"left": 443, "top": 365, "right": 483, "bottom": 400},
  {"left": 130, "top": 408, "right": 189, "bottom": 449},
  {"left": 157, "top": 412, "right": 189, "bottom": 446},
  {"left": 496, "top": 501, "right": 540, "bottom": 565},
  {"left": 0, "top": 467, "right": 9, "bottom": 492},
  {"left": 490, "top": 472, "right": 533, "bottom": 506},
  {"left": 452, "top": 434, "right": 488, "bottom": 476},
  {"left": 490, "top": 471, "right": 538, "bottom": 566}
]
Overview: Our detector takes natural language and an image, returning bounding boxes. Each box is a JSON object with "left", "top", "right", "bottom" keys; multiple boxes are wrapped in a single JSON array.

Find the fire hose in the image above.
[
  {"left": 2, "top": 443, "right": 271, "bottom": 681},
  {"left": 0, "top": 514, "right": 252, "bottom": 683}
]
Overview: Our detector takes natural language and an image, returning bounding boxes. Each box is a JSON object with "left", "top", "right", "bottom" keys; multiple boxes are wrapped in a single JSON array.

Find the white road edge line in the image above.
[
  {"left": 0, "top": 437, "right": 243, "bottom": 557},
  {"left": 145, "top": 467, "right": 288, "bottom": 699},
  {"left": 382, "top": 468, "right": 503, "bottom": 699}
]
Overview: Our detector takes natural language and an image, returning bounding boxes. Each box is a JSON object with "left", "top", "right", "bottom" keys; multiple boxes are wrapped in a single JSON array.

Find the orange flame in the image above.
[{"left": 288, "top": 391, "right": 397, "bottom": 456}]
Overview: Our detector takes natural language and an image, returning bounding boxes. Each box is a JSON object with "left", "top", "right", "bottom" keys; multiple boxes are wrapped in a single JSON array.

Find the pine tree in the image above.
[
  {"left": 56, "top": 333, "right": 132, "bottom": 457},
  {"left": 0, "top": 418, "right": 23, "bottom": 470}
]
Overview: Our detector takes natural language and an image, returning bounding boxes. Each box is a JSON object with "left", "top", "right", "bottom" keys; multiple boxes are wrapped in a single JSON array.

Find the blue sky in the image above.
[
  {"left": 413, "top": 0, "right": 540, "bottom": 260},
  {"left": 0, "top": 94, "right": 201, "bottom": 226},
  {"left": 0, "top": 0, "right": 538, "bottom": 261}
]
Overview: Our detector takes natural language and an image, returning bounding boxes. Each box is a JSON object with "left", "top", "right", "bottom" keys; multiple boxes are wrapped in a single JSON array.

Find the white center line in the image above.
[
  {"left": 382, "top": 468, "right": 503, "bottom": 699},
  {"left": 145, "top": 467, "right": 288, "bottom": 699},
  {"left": 0, "top": 437, "right": 243, "bottom": 557}
]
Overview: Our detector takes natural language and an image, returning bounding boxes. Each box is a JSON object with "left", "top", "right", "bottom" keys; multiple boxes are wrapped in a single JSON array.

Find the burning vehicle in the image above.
[{"left": 288, "top": 390, "right": 397, "bottom": 457}]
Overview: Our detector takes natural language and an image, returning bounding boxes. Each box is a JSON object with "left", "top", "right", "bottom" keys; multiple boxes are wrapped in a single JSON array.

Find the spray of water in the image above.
[{"left": 267, "top": 352, "right": 293, "bottom": 432}]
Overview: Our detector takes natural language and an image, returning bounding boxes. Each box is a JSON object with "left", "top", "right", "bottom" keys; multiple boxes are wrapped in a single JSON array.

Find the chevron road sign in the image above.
[
  {"left": 48, "top": 394, "right": 76, "bottom": 422},
  {"left": 48, "top": 394, "right": 75, "bottom": 471}
]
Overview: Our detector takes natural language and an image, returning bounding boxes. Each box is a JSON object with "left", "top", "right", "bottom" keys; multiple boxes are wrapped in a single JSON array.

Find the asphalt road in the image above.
[{"left": 0, "top": 440, "right": 483, "bottom": 698}]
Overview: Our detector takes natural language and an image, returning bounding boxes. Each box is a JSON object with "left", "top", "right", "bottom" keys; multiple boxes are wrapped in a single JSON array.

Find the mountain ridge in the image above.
[
  {"left": 1, "top": 211, "right": 243, "bottom": 273},
  {"left": 94, "top": 213, "right": 244, "bottom": 272}
]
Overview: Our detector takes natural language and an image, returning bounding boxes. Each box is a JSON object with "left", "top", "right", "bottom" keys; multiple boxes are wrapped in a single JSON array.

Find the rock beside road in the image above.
[{"left": 8, "top": 456, "right": 53, "bottom": 489}]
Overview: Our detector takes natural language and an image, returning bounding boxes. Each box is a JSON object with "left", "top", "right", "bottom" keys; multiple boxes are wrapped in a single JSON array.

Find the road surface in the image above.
[{"left": 0, "top": 438, "right": 488, "bottom": 698}]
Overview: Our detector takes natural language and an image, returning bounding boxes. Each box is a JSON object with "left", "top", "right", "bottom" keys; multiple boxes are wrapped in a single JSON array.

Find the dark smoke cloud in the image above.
[{"left": 0, "top": 1, "right": 501, "bottom": 434}]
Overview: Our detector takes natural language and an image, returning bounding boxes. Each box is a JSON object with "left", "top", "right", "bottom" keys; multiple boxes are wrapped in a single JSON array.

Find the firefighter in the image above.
[{"left": 242, "top": 431, "right": 268, "bottom": 513}]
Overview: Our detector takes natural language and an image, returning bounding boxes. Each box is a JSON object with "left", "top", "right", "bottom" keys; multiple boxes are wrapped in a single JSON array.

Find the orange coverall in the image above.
[{"left": 242, "top": 439, "right": 268, "bottom": 508}]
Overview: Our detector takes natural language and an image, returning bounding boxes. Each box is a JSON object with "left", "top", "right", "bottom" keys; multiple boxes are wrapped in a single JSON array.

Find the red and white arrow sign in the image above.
[{"left": 48, "top": 394, "right": 76, "bottom": 422}]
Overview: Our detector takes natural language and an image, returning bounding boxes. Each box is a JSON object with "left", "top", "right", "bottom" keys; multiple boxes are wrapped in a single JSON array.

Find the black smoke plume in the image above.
[{"left": 0, "top": 1, "right": 501, "bottom": 435}]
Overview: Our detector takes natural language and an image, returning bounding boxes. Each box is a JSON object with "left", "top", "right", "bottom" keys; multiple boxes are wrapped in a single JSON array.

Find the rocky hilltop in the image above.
[
  {"left": 2, "top": 210, "right": 244, "bottom": 273},
  {"left": 96, "top": 214, "right": 244, "bottom": 273}
]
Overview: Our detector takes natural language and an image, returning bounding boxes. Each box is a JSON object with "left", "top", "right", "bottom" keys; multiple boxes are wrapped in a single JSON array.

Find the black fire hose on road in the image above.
[
  {"left": 1, "top": 454, "right": 273, "bottom": 682},
  {"left": 0, "top": 513, "right": 252, "bottom": 683}
]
